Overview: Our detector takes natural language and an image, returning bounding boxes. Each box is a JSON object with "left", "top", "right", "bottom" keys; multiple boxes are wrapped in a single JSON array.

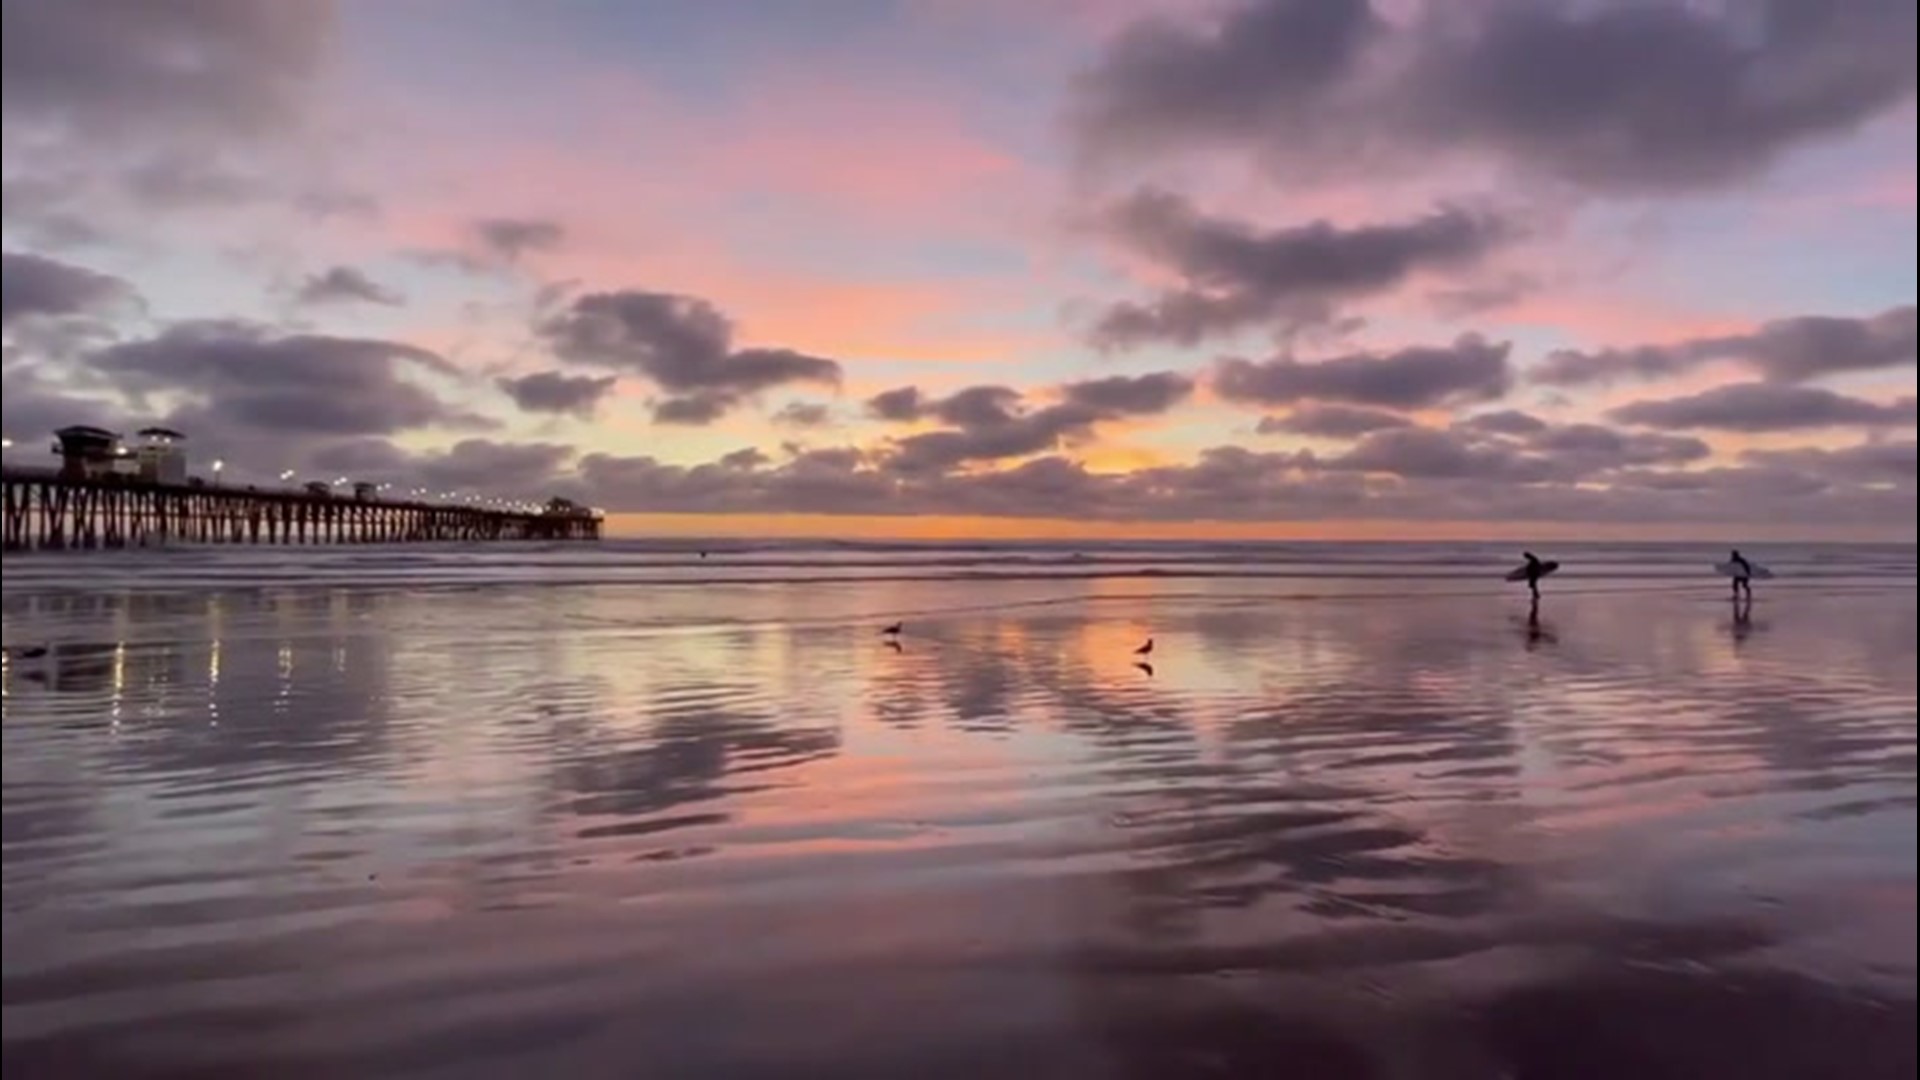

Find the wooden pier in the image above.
[{"left": 1, "top": 470, "right": 601, "bottom": 551}]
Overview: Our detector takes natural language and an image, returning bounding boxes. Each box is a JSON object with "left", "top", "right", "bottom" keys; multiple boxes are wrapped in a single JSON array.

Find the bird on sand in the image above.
[
  {"left": 1133, "top": 637, "right": 1153, "bottom": 657},
  {"left": 881, "top": 622, "right": 903, "bottom": 637}
]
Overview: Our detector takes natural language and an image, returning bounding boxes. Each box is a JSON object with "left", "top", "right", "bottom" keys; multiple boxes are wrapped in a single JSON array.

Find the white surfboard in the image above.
[{"left": 1714, "top": 560, "right": 1773, "bottom": 580}]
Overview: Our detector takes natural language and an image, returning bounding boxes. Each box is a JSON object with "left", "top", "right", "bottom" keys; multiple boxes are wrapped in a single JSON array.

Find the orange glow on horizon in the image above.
[{"left": 602, "top": 513, "right": 1912, "bottom": 544}]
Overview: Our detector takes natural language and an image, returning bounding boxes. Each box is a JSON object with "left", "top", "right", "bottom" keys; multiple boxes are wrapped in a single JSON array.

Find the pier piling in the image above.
[{"left": 1, "top": 471, "right": 601, "bottom": 552}]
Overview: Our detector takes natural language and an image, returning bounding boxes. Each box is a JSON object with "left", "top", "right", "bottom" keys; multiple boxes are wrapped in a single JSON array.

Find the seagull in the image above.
[
  {"left": 881, "top": 622, "right": 903, "bottom": 637},
  {"left": 1133, "top": 637, "right": 1153, "bottom": 657}
]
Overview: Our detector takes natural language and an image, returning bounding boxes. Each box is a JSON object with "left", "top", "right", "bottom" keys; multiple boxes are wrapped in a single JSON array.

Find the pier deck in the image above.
[{"left": 1, "top": 470, "right": 600, "bottom": 551}]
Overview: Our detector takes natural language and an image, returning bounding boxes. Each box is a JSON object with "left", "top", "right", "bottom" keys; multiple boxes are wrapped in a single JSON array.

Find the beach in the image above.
[{"left": 3, "top": 541, "right": 1915, "bottom": 1079}]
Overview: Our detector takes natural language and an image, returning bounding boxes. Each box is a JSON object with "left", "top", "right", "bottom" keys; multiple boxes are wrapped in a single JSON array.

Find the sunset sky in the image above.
[{"left": 2, "top": 0, "right": 1914, "bottom": 539}]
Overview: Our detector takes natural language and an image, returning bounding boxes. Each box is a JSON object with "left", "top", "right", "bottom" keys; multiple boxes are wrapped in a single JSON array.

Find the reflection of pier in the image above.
[{"left": 2, "top": 470, "right": 602, "bottom": 551}]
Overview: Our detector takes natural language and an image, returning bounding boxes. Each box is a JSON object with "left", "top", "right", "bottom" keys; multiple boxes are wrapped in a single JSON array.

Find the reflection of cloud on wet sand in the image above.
[{"left": 0, "top": 580, "right": 1911, "bottom": 1076}]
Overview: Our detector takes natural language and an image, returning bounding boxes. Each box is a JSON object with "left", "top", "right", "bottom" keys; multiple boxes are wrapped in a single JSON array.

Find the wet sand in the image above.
[{"left": 3, "top": 576, "right": 1915, "bottom": 1078}]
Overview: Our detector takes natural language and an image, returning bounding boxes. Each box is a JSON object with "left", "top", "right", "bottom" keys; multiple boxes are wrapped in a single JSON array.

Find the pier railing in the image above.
[{"left": 2, "top": 470, "right": 601, "bottom": 551}]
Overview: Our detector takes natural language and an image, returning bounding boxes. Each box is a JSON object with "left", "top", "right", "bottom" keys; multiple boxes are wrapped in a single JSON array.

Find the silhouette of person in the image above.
[
  {"left": 1727, "top": 548, "right": 1753, "bottom": 600},
  {"left": 1522, "top": 551, "right": 1547, "bottom": 600}
]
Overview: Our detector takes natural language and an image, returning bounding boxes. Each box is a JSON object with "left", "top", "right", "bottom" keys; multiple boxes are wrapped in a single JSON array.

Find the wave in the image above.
[{"left": 1, "top": 544, "right": 1914, "bottom": 594}]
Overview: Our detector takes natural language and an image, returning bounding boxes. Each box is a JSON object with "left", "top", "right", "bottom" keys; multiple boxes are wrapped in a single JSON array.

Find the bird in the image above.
[
  {"left": 1133, "top": 637, "right": 1153, "bottom": 656},
  {"left": 11, "top": 645, "right": 48, "bottom": 660},
  {"left": 881, "top": 622, "right": 903, "bottom": 637}
]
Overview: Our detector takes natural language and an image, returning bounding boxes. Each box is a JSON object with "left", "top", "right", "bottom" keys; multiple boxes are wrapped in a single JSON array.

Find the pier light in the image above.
[
  {"left": 279, "top": 469, "right": 295, "bottom": 481},
  {"left": 334, "top": 477, "right": 348, "bottom": 486},
  {"left": 212, "top": 459, "right": 224, "bottom": 474}
]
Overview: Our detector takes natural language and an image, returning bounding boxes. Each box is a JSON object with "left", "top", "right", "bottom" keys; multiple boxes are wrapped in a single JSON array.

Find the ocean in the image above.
[{"left": 3, "top": 540, "right": 1915, "bottom": 1078}]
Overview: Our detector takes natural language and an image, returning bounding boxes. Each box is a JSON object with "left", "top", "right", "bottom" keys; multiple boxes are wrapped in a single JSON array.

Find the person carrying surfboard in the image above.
[
  {"left": 1728, "top": 548, "right": 1754, "bottom": 599},
  {"left": 1522, "top": 551, "right": 1547, "bottom": 600}
]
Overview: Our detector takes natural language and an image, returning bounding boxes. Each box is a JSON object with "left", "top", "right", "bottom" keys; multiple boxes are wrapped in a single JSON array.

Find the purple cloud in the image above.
[
  {"left": 1257, "top": 404, "right": 1413, "bottom": 438},
  {"left": 2, "top": 250, "right": 137, "bottom": 327},
  {"left": 1538, "top": 306, "right": 1917, "bottom": 387},
  {"left": 1077, "top": 0, "right": 1918, "bottom": 193},
  {"left": 88, "top": 320, "right": 485, "bottom": 437},
  {"left": 496, "top": 370, "right": 617, "bottom": 418},
  {"left": 1092, "top": 190, "right": 1511, "bottom": 347},
  {"left": 1609, "top": 383, "right": 1918, "bottom": 432},
  {"left": 295, "top": 265, "right": 403, "bottom": 307},
  {"left": 540, "top": 289, "right": 842, "bottom": 424},
  {"left": 1214, "top": 335, "right": 1512, "bottom": 410},
  {"left": 472, "top": 217, "right": 565, "bottom": 261}
]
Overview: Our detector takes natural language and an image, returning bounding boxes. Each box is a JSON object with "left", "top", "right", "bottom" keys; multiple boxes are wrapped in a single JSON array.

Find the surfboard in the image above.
[
  {"left": 1714, "top": 560, "right": 1773, "bottom": 580},
  {"left": 1505, "top": 560, "right": 1560, "bottom": 582}
]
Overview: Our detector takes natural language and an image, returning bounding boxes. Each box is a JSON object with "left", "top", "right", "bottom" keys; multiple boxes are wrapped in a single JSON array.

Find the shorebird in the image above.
[
  {"left": 1133, "top": 637, "right": 1153, "bottom": 657},
  {"left": 881, "top": 622, "right": 903, "bottom": 637}
]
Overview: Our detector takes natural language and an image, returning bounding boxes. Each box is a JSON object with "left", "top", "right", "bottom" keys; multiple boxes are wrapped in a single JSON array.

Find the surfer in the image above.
[
  {"left": 1727, "top": 549, "right": 1754, "bottom": 599},
  {"left": 1521, "top": 551, "right": 1547, "bottom": 600}
]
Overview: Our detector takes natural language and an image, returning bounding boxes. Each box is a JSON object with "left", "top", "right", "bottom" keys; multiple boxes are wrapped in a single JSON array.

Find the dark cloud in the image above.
[
  {"left": 119, "top": 153, "right": 262, "bottom": 207},
  {"left": 294, "top": 265, "right": 402, "bottom": 307},
  {"left": 412, "top": 439, "right": 573, "bottom": 494},
  {"left": 2, "top": 250, "right": 138, "bottom": 327},
  {"left": 866, "top": 386, "right": 926, "bottom": 422},
  {"left": 1742, "top": 441, "right": 1917, "bottom": 484},
  {"left": 87, "top": 320, "right": 484, "bottom": 437},
  {"left": 720, "top": 447, "right": 771, "bottom": 471},
  {"left": 1213, "top": 335, "right": 1513, "bottom": 410},
  {"left": 1458, "top": 409, "right": 1549, "bottom": 436},
  {"left": 565, "top": 435, "right": 1909, "bottom": 531},
  {"left": 1333, "top": 426, "right": 1545, "bottom": 481},
  {"left": 1326, "top": 416, "right": 1707, "bottom": 482},
  {"left": 887, "top": 407, "right": 1096, "bottom": 473},
  {"left": 472, "top": 218, "right": 565, "bottom": 261},
  {"left": 495, "top": 370, "right": 617, "bottom": 418},
  {"left": 652, "top": 394, "right": 732, "bottom": 426},
  {"left": 771, "top": 401, "right": 833, "bottom": 429},
  {"left": 1092, "top": 191, "right": 1511, "bottom": 347},
  {"left": 1077, "top": 0, "right": 1917, "bottom": 193},
  {"left": 2, "top": 176, "right": 110, "bottom": 249},
  {"left": 0, "top": 363, "right": 123, "bottom": 446},
  {"left": 877, "top": 375, "right": 1193, "bottom": 473},
  {"left": 1257, "top": 404, "right": 1413, "bottom": 438},
  {"left": 1525, "top": 423, "right": 1709, "bottom": 466},
  {"left": 1060, "top": 371, "right": 1195, "bottom": 414},
  {"left": 540, "top": 289, "right": 841, "bottom": 424},
  {"left": 1609, "top": 383, "right": 1918, "bottom": 432},
  {"left": 928, "top": 386, "right": 1024, "bottom": 427},
  {"left": 1074, "top": 0, "right": 1381, "bottom": 158},
  {"left": 1537, "top": 306, "right": 1917, "bottom": 387},
  {"left": 1, "top": 1, "right": 333, "bottom": 139}
]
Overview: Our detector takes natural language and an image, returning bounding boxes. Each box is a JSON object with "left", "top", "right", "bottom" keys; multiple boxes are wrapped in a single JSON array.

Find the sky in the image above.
[{"left": 1, "top": 0, "right": 1914, "bottom": 540}]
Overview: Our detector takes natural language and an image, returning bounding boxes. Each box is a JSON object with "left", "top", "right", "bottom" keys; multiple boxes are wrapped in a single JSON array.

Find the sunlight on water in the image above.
[{"left": 3, "top": 545, "right": 1915, "bottom": 1079}]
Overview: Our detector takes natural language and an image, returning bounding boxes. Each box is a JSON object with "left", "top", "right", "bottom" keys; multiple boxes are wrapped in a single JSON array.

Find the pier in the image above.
[{"left": 2, "top": 470, "right": 602, "bottom": 552}]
